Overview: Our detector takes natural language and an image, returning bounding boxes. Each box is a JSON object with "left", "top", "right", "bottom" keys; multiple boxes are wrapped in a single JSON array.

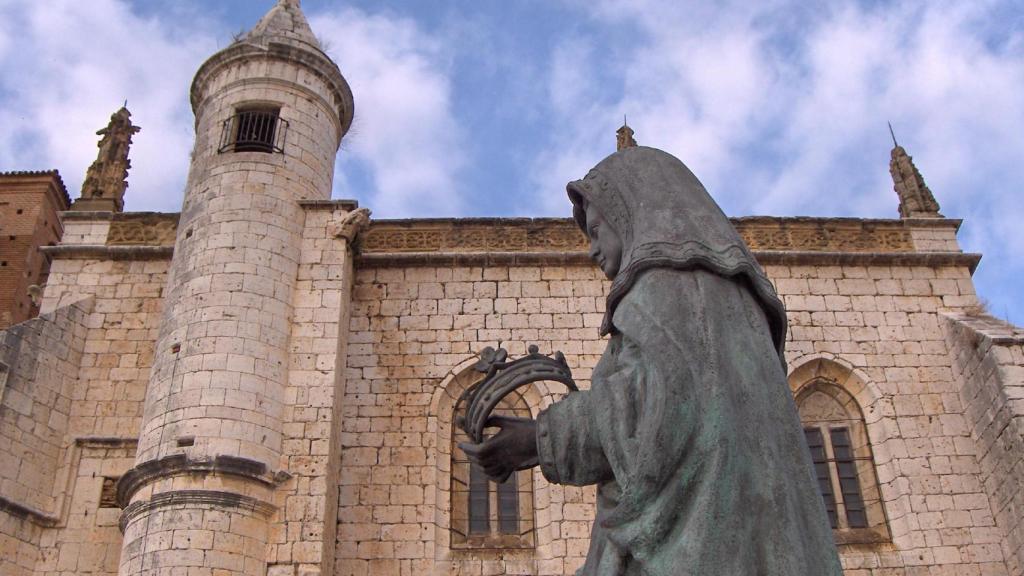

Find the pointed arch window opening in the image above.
[
  {"left": 450, "top": 385, "right": 536, "bottom": 549},
  {"left": 219, "top": 106, "right": 288, "bottom": 154},
  {"left": 797, "top": 379, "right": 890, "bottom": 545}
]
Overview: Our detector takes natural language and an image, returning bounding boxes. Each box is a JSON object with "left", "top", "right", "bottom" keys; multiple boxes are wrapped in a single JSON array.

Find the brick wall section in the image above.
[
  {"left": 0, "top": 172, "right": 69, "bottom": 329},
  {"left": 0, "top": 297, "right": 90, "bottom": 576},
  {"left": 945, "top": 314, "right": 1024, "bottom": 575},
  {"left": 336, "top": 261, "right": 1011, "bottom": 576}
]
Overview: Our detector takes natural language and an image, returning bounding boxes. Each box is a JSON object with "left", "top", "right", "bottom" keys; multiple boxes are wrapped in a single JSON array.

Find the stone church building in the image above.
[{"left": 1, "top": 1, "right": 1022, "bottom": 575}]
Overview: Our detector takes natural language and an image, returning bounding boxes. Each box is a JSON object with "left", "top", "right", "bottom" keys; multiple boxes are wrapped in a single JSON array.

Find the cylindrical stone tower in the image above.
[{"left": 117, "top": 1, "right": 353, "bottom": 574}]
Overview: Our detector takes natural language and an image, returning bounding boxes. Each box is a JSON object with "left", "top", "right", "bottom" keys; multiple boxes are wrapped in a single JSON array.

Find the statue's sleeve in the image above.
[{"left": 536, "top": 390, "right": 614, "bottom": 486}]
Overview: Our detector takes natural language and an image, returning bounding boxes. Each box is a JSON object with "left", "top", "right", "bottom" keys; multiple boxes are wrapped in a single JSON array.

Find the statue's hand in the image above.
[{"left": 458, "top": 415, "right": 539, "bottom": 483}]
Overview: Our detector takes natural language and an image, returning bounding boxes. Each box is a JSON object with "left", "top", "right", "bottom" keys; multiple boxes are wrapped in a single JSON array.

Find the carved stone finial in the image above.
[
  {"left": 27, "top": 285, "right": 42, "bottom": 307},
  {"left": 72, "top": 106, "right": 141, "bottom": 212},
  {"left": 616, "top": 119, "right": 637, "bottom": 151},
  {"left": 890, "top": 143, "right": 941, "bottom": 219},
  {"left": 329, "top": 207, "right": 372, "bottom": 245}
]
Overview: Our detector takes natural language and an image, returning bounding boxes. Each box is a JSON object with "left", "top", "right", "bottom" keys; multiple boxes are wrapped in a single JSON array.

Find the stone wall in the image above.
[
  {"left": 775, "top": 262, "right": 1006, "bottom": 575},
  {"left": 335, "top": 264, "right": 609, "bottom": 576},
  {"left": 34, "top": 439, "right": 137, "bottom": 576},
  {"left": 268, "top": 203, "right": 359, "bottom": 576},
  {"left": 945, "top": 314, "right": 1024, "bottom": 575},
  {"left": 40, "top": 255, "right": 168, "bottom": 439},
  {"left": 335, "top": 259, "right": 1012, "bottom": 576},
  {"left": 24, "top": 243, "right": 167, "bottom": 576},
  {"left": 0, "top": 297, "right": 90, "bottom": 576}
]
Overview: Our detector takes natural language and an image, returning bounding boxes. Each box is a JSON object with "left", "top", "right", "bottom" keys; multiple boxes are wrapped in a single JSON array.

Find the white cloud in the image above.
[
  {"left": 0, "top": 0, "right": 215, "bottom": 212},
  {"left": 312, "top": 8, "right": 465, "bottom": 218},
  {"left": 539, "top": 0, "right": 1024, "bottom": 320}
]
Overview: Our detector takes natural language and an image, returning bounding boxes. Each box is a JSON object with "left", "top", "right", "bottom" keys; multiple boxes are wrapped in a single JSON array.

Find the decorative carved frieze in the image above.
[
  {"left": 361, "top": 217, "right": 916, "bottom": 255},
  {"left": 106, "top": 213, "right": 180, "bottom": 247},
  {"left": 88, "top": 212, "right": 922, "bottom": 256},
  {"left": 737, "top": 219, "right": 913, "bottom": 253}
]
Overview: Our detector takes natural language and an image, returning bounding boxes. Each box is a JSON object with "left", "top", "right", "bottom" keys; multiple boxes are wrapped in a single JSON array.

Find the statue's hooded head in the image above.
[{"left": 567, "top": 146, "right": 788, "bottom": 359}]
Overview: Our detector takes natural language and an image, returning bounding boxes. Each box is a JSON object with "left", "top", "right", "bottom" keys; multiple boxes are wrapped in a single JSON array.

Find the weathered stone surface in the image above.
[{"left": 71, "top": 106, "right": 140, "bottom": 213}]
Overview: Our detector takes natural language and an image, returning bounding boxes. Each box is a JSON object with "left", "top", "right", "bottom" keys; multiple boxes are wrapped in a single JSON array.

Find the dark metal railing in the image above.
[{"left": 219, "top": 110, "right": 288, "bottom": 154}]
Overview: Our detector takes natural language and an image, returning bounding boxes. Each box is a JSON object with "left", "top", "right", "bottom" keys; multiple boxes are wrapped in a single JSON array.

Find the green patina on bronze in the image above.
[{"left": 460, "top": 146, "right": 843, "bottom": 576}]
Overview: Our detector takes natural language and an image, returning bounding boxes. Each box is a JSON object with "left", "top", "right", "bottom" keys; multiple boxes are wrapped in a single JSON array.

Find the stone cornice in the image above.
[
  {"left": 298, "top": 199, "right": 360, "bottom": 211},
  {"left": 43, "top": 213, "right": 977, "bottom": 273},
  {"left": 119, "top": 490, "right": 277, "bottom": 533},
  {"left": 753, "top": 250, "right": 981, "bottom": 273},
  {"left": 358, "top": 250, "right": 982, "bottom": 273},
  {"left": 360, "top": 217, "right": 961, "bottom": 257},
  {"left": 116, "top": 454, "right": 290, "bottom": 510},
  {"left": 0, "top": 495, "right": 58, "bottom": 527},
  {"left": 40, "top": 245, "right": 173, "bottom": 261},
  {"left": 59, "top": 210, "right": 116, "bottom": 221}
]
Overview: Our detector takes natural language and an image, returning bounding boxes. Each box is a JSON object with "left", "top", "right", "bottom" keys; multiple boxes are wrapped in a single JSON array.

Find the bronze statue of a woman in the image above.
[{"left": 461, "top": 146, "right": 843, "bottom": 575}]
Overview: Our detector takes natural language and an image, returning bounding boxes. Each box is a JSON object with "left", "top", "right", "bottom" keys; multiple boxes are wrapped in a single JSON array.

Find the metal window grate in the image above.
[{"left": 219, "top": 109, "right": 288, "bottom": 154}]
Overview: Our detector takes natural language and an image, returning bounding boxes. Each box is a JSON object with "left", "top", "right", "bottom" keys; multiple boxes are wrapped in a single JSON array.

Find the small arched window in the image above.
[
  {"left": 797, "top": 380, "right": 889, "bottom": 545},
  {"left": 451, "top": 387, "right": 535, "bottom": 549}
]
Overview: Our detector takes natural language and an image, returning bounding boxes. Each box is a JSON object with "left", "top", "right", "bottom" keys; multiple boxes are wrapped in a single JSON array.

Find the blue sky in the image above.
[{"left": 0, "top": 0, "right": 1021, "bottom": 323}]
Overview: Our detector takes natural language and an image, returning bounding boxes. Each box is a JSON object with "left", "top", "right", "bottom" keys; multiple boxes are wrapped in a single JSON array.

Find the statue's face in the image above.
[{"left": 584, "top": 203, "right": 622, "bottom": 280}]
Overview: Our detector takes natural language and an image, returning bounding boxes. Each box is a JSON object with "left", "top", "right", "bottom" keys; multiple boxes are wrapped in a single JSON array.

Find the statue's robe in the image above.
[
  {"left": 535, "top": 146, "right": 843, "bottom": 575},
  {"left": 537, "top": 267, "right": 843, "bottom": 575}
]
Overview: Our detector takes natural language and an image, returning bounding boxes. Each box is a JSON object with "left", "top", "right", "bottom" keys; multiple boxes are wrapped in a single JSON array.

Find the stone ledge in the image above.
[
  {"left": 0, "top": 495, "right": 58, "bottom": 527},
  {"left": 943, "top": 313, "right": 1024, "bottom": 345},
  {"left": 116, "top": 454, "right": 291, "bottom": 509},
  {"left": 753, "top": 250, "right": 982, "bottom": 273},
  {"left": 299, "top": 199, "right": 359, "bottom": 211},
  {"left": 60, "top": 210, "right": 116, "bottom": 221},
  {"left": 361, "top": 216, "right": 963, "bottom": 256},
  {"left": 359, "top": 250, "right": 983, "bottom": 272},
  {"left": 76, "top": 436, "right": 138, "bottom": 448},
  {"left": 40, "top": 244, "right": 173, "bottom": 261},
  {"left": 359, "top": 251, "right": 594, "bottom": 268},
  {"left": 119, "top": 490, "right": 277, "bottom": 533}
]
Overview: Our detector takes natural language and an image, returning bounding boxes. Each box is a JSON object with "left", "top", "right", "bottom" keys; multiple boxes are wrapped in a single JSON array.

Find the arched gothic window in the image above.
[
  {"left": 451, "top": 387, "right": 535, "bottom": 549},
  {"left": 797, "top": 380, "right": 889, "bottom": 545}
]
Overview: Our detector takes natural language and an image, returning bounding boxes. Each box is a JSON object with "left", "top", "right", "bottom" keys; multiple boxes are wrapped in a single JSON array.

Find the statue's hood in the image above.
[{"left": 567, "top": 146, "right": 787, "bottom": 359}]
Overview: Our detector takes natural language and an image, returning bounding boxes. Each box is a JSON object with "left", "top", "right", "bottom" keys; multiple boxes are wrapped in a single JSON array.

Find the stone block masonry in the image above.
[
  {"left": 115, "top": 1, "right": 354, "bottom": 573},
  {"left": 336, "top": 260, "right": 1014, "bottom": 576},
  {"left": 945, "top": 314, "right": 1024, "bottom": 575},
  {"left": 0, "top": 298, "right": 91, "bottom": 576}
]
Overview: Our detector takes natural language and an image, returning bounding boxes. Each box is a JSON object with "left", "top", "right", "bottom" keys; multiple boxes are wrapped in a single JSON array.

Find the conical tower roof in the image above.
[
  {"left": 190, "top": 0, "right": 354, "bottom": 137},
  {"left": 242, "top": 0, "right": 322, "bottom": 52}
]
